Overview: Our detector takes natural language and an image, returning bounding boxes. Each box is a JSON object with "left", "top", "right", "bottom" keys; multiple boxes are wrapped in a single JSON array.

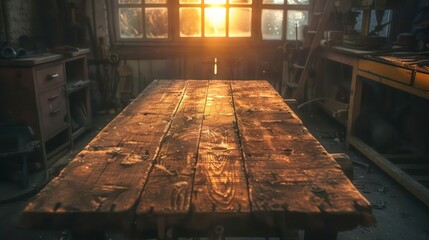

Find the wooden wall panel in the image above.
[
  {"left": 121, "top": 56, "right": 287, "bottom": 97},
  {"left": 139, "top": 60, "right": 154, "bottom": 91},
  {"left": 3, "top": 0, "right": 40, "bottom": 45},
  {"left": 183, "top": 56, "right": 214, "bottom": 80},
  {"left": 125, "top": 60, "right": 139, "bottom": 97}
]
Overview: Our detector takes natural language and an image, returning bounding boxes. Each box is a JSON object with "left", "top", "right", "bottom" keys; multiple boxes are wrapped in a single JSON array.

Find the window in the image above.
[
  {"left": 117, "top": 0, "right": 169, "bottom": 39},
  {"left": 354, "top": 9, "right": 393, "bottom": 37},
  {"left": 111, "top": 0, "right": 310, "bottom": 42},
  {"left": 262, "top": 0, "right": 309, "bottom": 40},
  {"left": 179, "top": 0, "right": 252, "bottom": 37}
]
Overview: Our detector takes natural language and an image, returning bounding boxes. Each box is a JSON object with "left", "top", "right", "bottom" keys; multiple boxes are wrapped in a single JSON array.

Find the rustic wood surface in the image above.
[{"left": 20, "top": 80, "right": 375, "bottom": 235}]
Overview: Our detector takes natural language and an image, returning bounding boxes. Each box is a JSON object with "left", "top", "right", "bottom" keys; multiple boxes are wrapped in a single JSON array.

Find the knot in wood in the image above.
[{"left": 310, "top": 186, "right": 325, "bottom": 194}]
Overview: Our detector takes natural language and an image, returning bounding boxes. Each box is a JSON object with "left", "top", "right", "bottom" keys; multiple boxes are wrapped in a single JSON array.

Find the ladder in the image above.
[{"left": 293, "top": 0, "right": 335, "bottom": 102}]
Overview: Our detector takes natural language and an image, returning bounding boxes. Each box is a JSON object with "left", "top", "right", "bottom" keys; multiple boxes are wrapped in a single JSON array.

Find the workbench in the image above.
[
  {"left": 315, "top": 46, "right": 429, "bottom": 207},
  {"left": 19, "top": 80, "right": 374, "bottom": 239}
]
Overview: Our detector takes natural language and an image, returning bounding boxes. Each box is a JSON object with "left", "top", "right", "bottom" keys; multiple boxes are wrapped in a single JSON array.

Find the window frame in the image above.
[{"left": 107, "top": 0, "right": 312, "bottom": 48}]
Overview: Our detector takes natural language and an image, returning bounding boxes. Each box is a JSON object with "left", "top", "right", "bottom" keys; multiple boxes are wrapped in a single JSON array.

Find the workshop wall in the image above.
[{"left": 1, "top": 0, "right": 40, "bottom": 47}]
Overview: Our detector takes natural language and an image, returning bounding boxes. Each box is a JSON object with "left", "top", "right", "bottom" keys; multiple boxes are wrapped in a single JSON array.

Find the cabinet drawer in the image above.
[
  {"left": 358, "top": 59, "right": 412, "bottom": 85},
  {"left": 35, "top": 64, "right": 64, "bottom": 90},
  {"left": 39, "top": 87, "right": 68, "bottom": 139},
  {"left": 415, "top": 71, "right": 429, "bottom": 91}
]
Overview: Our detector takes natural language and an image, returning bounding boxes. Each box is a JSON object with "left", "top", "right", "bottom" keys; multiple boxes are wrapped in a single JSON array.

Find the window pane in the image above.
[
  {"left": 145, "top": 8, "right": 168, "bottom": 38},
  {"left": 230, "top": 0, "right": 252, "bottom": 4},
  {"left": 145, "top": 0, "right": 167, "bottom": 3},
  {"left": 262, "top": 0, "right": 284, "bottom": 5},
  {"left": 119, "top": 8, "right": 143, "bottom": 38},
  {"left": 286, "top": 10, "right": 308, "bottom": 40},
  {"left": 180, "top": 0, "right": 201, "bottom": 3},
  {"left": 229, "top": 8, "right": 251, "bottom": 37},
  {"left": 180, "top": 8, "right": 202, "bottom": 37},
  {"left": 118, "top": 0, "right": 141, "bottom": 4},
  {"left": 204, "top": 7, "right": 226, "bottom": 37},
  {"left": 369, "top": 10, "right": 392, "bottom": 37},
  {"left": 205, "top": 0, "right": 226, "bottom": 4},
  {"left": 261, "top": 9, "right": 283, "bottom": 40},
  {"left": 354, "top": 9, "right": 392, "bottom": 37},
  {"left": 287, "top": 0, "right": 309, "bottom": 5}
]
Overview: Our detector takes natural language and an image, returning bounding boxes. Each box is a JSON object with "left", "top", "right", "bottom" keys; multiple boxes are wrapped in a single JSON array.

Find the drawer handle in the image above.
[
  {"left": 48, "top": 73, "right": 59, "bottom": 79},
  {"left": 48, "top": 94, "right": 59, "bottom": 101},
  {"left": 50, "top": 107, "right": 62, "bottom": 114}
]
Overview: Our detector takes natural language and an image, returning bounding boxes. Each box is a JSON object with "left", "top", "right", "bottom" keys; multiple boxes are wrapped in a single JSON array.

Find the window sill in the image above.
[{"left": 110, "top": 40, "right": 291, "bottom": 59}]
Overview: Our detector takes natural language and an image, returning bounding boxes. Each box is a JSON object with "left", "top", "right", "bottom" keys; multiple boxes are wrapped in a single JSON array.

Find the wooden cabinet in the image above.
[
  {"left": 0, "top": 50, "right": 91, "bottom": 167},
  {"left": 38, "top": 85, "right": 68, "bottom": 139}
]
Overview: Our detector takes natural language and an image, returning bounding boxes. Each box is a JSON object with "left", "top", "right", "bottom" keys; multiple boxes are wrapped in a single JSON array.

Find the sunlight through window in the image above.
[{"left": 114, "top": 0, "right": 309, "bottom": 40}]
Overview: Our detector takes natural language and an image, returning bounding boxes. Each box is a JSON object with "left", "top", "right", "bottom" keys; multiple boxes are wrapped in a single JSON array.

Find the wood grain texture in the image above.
[
  {"left": 189, "top": 81, "right": 250, "bottom": 230},
  {"left": 230, "top": 80, "right": 375, "bottom": 231},
  {"left": 20, "top": 80, "right": 187, "bottom": 231},
  {"left": 136, "top": 80, "right": 209, "bottom": 229},
  {"left": 20, "top": 80, "right": 374, "bottom": 235}
]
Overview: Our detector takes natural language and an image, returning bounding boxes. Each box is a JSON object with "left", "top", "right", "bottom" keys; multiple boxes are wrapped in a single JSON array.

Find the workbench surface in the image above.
[{"left": 20, "top": 80, "right": 374, "bottom": 238}]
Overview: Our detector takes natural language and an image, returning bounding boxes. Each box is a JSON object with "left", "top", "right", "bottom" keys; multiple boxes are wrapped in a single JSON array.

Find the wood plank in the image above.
[
  {"left": 126, "top": 59, "right": 139, "bottom": 97},
  {"left": 20, "top": 79, "right": 375, "bottom": 236},
  {"left": 19, "top": 80, "right": 187, "bottom": 231},
  {"left": 231, "top": 81, "right": 374, "bottom": 231},
  {"left": 138, "top": 60, "right": 153, "bottom": 91},
  {"left": 357, "top": 70, "right": 429, "bottom": 101},
  {"left": 136, "top": 80, "right": 209, "bottom": 230},
  {"left": 346, "top": 64, "right": 361, "bottom": 147},
  {"left": 190, "top": 81, "right": 250, "bottom": 230},
  {"left": 350, "top": 136, "right": 429, "bottom": 207}
]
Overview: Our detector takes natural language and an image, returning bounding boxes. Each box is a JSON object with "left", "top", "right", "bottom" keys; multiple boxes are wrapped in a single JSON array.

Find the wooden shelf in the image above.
[
  {"left": 317, "top": 98, "right": 348, "bottom": 126},
  {"left": 66, "top": 80, "right": 90, "bottom": 94}
]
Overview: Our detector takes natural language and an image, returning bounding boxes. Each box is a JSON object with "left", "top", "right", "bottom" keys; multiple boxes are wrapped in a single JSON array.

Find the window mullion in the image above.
[
  {"left": 142, "top": 3, "right": 146, "bottom": 39},
  {"left": 202, "top": 2, "right": 205, "bottom": 37},
  {"left": 283, "top": 3, "right": 287, "bottom": 41},
  {"left": 226, "top": 2, "right": 229, "bottom": 37},
  {"left": 170, "top": 0, "right": 179, "bottom": 39},
  {"left": 253, "top": 0, "right": 262, "bottom": 40}
]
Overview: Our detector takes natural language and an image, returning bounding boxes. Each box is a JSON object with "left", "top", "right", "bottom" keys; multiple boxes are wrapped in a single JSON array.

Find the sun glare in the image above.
[
  {"left": 205, "top": 0, "right": 226, "bottom": 4},
  {"left": 205, "top": 7, "right": 226, "bottom": 36},
  {"left": 205, "top": 7, "right": 225, "bottom": 26}
]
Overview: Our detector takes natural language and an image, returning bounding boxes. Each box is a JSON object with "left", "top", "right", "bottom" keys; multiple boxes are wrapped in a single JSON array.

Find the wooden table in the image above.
[{"left": 19, "top": 80, "right": 375, "bottom": 239}]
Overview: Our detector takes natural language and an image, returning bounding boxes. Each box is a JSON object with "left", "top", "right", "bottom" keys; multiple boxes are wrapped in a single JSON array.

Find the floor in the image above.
[{"left": 0, "top": 103, "right": 428, "bottom": 240}]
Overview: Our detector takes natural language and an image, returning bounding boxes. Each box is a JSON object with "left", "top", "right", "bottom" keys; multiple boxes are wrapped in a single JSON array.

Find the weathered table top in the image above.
[{"left": 20, "top": 80, "right": 374, "bottom": 237}]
